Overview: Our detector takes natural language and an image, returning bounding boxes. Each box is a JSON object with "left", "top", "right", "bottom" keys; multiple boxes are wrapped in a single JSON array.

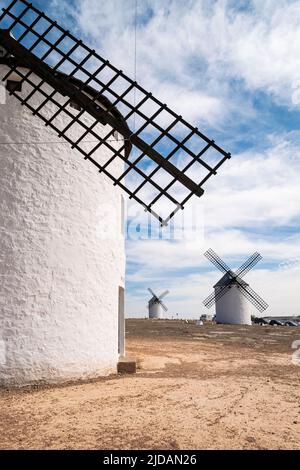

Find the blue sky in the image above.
[{"left": 1, "top": 0, "right": 300, "bottom": 317}]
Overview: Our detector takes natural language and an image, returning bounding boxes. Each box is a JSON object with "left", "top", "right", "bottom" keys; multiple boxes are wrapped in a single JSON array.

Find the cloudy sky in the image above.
[{"left": 2, "top": 0, "right": 300, "bottom": 318}]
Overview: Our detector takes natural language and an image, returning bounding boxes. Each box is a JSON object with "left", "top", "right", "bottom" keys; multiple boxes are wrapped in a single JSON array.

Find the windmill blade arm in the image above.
[
  {"left": 159, "top": 290, "right": 169, "bottom": 300},
  {"left": 0, "top": 0, "right": 232, "bottom": 227},
  {"left": 203, "top": 284, "right": 231, "bottom": 308},
  {"left": 160, "top": 301, "right": 168, "bottom": 312},
  {"left": 0, "top": 31, "right": 129, "bottom": 136},
  {"left": 0, "top": 31, "right": 204, "bottom": 199},
  {"left": 148, "top": 288, "right": 157, "bottom": 299},
  {"left": 235, "top": 252, "right": 262, "bottom": 278},
  {"left": 237, "top": 282, "right": 269, "bottom": 313},
  {"left": 204, "top": 249, "right": 231, "bottom": 274},
  {"left": 203, "top": 290, "right": 216, "bottom": 308}
]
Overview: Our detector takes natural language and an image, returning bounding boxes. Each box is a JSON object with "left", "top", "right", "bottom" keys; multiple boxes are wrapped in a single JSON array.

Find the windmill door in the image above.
[{"left": 118, "top": 286, "right": 125, "bottom": 357}]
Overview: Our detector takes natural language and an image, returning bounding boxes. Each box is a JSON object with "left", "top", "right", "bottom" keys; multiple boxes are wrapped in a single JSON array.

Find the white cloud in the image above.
[
  {"left": 203, "top": 139, "right": 300, "bottom": 229},
  {"left": 125, "top": 136, "right": 300, "bottom": 236},
  {"left": 48, "top": 0, "right": 300, "bottom": 126},
  {"left": 125, "top": 134, "right": 300, "bottom": 317},
  {"left": 126, "top": 229, "right": 300, "bottom": 282},
  {"left": 126, "top": 264, "right": 300, "bottom": 318},
  {"left": 43, "top": 0, "right": 300, "bottom": 318}
]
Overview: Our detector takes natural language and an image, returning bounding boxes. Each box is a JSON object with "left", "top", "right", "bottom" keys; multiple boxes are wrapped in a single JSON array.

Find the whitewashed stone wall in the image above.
[{"left": 0, "top": 65, "right": 126, "bottom": 386}]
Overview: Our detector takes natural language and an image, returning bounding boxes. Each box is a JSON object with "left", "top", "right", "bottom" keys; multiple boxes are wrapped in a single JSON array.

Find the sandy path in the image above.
[{"left": 0, "top": 321, "right": 299, "bottom": 450}]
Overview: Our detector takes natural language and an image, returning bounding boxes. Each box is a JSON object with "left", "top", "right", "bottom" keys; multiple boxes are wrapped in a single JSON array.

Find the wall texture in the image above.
[
  {"left": 215, "top": 285, "right": 251, "bottom": 325},
  {"left": 0, "top": 65, "right": 126, "bottom": 386}
]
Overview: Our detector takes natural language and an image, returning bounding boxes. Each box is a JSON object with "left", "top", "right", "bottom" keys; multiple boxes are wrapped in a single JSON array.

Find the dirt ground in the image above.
[{"left": 0, "top": 319, "right": 300, "bottom": 450}]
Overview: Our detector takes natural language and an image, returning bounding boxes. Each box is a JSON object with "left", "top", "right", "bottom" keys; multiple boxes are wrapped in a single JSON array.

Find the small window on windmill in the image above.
[
  {"left": 6, "top": 80, "right": 22, "bottom": 93},
  {"left": 70, "top": 101, "right": 81, "bottom": 111}
]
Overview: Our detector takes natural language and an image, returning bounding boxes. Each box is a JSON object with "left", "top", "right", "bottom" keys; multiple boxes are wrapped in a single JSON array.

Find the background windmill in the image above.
[
  {"left": 203, "top": 249, "right": 268, "bottom": 325},
  {"left": 148, "top": 288, "right": 169, "bottom": 319}
]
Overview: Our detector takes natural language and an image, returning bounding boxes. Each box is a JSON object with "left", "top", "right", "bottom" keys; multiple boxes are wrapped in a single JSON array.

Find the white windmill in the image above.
[
  {"left": 203, "top": 249, "right": 268, "bottom": 325},
  {"left": 148, "top": 289, "right": 169, "bottom": 319},
  {"left": 0, "top": 0, "right": 230, "bottom": 387}
]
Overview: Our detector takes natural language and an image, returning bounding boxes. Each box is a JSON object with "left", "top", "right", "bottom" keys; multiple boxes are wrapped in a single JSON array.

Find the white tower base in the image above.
[
  {"left": 215, "top": 285, "right": 251, "bottom": 325},
  {"left": 0, "top": 65, "right": 126, "bottom": 387},
  {"left": 149, "top": 303, "right": 164, "bottom": 319}
]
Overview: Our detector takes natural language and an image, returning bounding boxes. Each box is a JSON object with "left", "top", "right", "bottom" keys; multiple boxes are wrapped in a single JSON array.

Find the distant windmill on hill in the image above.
[
  {"left": 203, "top": 249, "right": 268, "bottom": 325},
  {"left": 148, "top": 288, "right": 169, "bottom": 319}
]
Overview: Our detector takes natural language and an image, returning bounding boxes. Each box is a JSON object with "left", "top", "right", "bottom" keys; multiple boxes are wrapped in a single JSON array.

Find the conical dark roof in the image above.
[{"left": 214, "top": 270, "right": 249, "bottom": 288}]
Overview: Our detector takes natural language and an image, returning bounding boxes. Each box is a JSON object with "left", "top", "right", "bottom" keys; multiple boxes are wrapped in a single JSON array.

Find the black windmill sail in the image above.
[
  {"left": 203, "top": 249, "right": 269, "bottom": 313},
  {"left": 0, "top": 0, "right": 231, "bottom": 226}
]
